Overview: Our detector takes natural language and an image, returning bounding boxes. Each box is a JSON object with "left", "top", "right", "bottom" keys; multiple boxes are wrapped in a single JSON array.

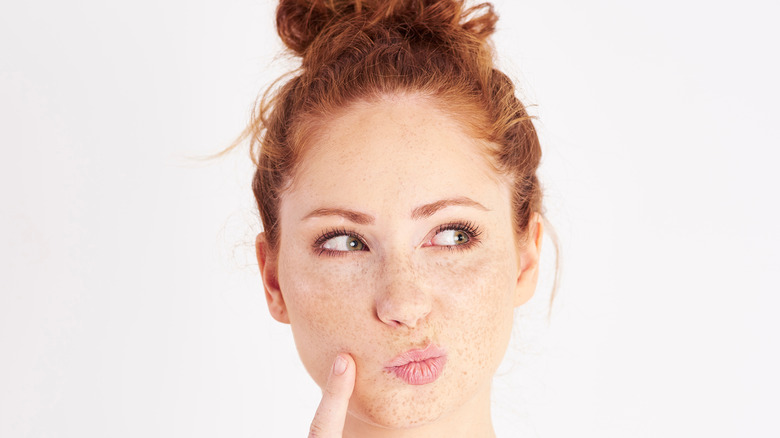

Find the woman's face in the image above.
[{"left": 259, "top": 94, "right": 541, "bottom": 429}]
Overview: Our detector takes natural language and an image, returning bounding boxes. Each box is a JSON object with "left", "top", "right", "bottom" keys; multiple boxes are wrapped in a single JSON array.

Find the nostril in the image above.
[
  {"left": 382, "top": 316, "right": 403, "bottom": 328},
  {"left": 376, "top": 312, "right": 414, "bottom": 329}
]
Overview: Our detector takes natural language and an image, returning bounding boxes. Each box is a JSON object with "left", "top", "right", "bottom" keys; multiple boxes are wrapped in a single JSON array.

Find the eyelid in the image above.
[{"left": 434, "top": 221, "right": 481, "bottom": 236}]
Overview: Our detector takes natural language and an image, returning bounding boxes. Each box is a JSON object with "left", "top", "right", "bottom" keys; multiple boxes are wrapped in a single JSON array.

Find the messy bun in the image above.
[
  {"left": 277, "top": 0, "right": 497, "bottom": 57},
  {"left": 231, "top": 0, "right": 559, "bottom": 299}
]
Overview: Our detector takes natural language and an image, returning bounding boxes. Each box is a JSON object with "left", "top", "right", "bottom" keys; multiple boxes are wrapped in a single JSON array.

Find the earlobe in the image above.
[
  {"left": 256, "top": 232, "right": 290, "bottom": 324},
  {"left": 513, "top": 213, "right": 544, "bottom": 307}
]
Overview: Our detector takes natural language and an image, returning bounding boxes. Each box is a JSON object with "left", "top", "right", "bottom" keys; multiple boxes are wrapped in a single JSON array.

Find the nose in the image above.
[{"left": 374, "top": 256, "right": 432, "bottom": 329}]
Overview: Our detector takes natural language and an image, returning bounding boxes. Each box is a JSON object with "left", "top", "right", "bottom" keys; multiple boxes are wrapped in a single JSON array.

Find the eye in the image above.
[
  {"left": 313, "top": 228, "right": 369, "bottom": 256},
  {"left": 321, "top": 235, "right": 366, "bottom": 251},
  {"left": 431, "top": 229, "right": 470, "bottom": 246},
  {"left": 427, "top": 221, "right": 482, "bottom": 249}
]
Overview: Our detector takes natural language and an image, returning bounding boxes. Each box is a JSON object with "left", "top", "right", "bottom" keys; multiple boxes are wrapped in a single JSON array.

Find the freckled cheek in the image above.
[
  {"left": 282, "top": 258, "right": 374, "bottom": 321},
  {"left": 278, "top": 257, "right": 375, "bottom": 382},
  {"left": 427, "top": 251, "right": 516, "bottom": 318},
  {"left": 426, "top": 251, "right": 517, "bottom": 371}
]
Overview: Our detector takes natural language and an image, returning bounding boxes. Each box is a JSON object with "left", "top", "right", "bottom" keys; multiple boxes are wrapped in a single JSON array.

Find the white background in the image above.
[{"left": 1, "top": 0, "right": 778, "bottom": 436}]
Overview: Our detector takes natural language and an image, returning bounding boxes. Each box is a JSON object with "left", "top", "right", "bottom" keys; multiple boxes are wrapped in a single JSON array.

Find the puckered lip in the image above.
[{"left": 384, "top": 343, "right": 447, "bottom": 368}]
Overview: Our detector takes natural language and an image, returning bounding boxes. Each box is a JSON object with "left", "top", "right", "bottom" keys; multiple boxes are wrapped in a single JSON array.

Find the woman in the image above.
[{"left": 234, "top": 0, "right": 555, "bottom": 436}]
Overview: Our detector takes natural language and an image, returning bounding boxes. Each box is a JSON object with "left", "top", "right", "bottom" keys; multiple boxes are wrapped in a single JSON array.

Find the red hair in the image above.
[{"left": 228, "top": 0, "right": 559, "bottom": 298}]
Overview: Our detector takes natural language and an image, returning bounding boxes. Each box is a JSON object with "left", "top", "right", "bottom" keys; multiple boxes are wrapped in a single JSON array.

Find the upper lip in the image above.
[{"left": 385, "top": 344, "right": 447, "bottom": 368}]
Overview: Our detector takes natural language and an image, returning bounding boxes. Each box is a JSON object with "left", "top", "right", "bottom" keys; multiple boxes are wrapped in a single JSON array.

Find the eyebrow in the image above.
[
  {"left": 301, "top": 196, "right": 489, "bottom": 224},
  {"left": 410, "top": 196, "right": 489, "bottom": 220},
  {"left": 302, "top": 207, "right": 374, "bottom": 225}
]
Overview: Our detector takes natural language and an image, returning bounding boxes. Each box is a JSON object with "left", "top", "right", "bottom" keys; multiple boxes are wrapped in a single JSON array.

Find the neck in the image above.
[{"left": 343, "top": 382, "right": 496, "bottom": 438}]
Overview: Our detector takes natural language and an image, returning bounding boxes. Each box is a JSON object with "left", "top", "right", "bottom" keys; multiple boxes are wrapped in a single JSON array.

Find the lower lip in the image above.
[{"left": 388, "top": 355, "right": 447, "bottom": 385}]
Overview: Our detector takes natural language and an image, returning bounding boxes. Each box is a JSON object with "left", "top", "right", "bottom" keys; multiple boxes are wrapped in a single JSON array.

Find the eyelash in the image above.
[{"left": 311, "top": 221, "right": 482, "bottom": 257}]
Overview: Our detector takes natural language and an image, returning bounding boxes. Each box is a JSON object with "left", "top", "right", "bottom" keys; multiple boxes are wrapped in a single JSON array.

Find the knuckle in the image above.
[
  {"left": 308, "top": 420, "right": 325, "bottom": 438},
  {"left": 323, "top": 385, "right": 338, "bottom": 399}
]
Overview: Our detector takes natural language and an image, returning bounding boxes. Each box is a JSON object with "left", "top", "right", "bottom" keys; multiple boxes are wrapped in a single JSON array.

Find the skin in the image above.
[{"left": 256, "top": 93, "right": 543, "bottom": 438}]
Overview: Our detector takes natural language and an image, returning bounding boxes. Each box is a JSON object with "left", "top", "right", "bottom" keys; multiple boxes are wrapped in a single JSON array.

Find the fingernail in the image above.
[{"left": 333, "top": 355, "right": 347, "bottom": 376}]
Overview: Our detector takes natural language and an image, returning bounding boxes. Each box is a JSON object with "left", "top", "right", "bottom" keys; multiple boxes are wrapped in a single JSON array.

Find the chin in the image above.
[
  {"left": 348, "top": 404, "right": 445, "bottom": 430},
  {"left": 346, "top": 380, "right": 454, "bottom": 430}
]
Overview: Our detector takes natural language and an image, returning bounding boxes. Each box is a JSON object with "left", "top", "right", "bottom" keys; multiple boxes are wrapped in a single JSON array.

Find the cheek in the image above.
[
  {"left": 430, "top": 246, "right": 517, "bottom": 367},
  {"left": 431, "top": 246, "right": 517, "bottom": 320},
  {"left": 278, "top": 253, "right": 373, "bottom": 383}
]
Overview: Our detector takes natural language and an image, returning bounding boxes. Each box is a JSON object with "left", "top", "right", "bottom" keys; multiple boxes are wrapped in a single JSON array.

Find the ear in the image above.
[
  {"left": 513, "top": 213, "right": 544, "bottom": 307},
  {"left": 256, "top": 232, "right": 290, "bottom": 324}
]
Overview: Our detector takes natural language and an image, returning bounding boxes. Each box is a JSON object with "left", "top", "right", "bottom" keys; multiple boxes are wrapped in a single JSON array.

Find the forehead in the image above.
[{"left": 282, "top": 95, "right": 510, "bottom": 218}]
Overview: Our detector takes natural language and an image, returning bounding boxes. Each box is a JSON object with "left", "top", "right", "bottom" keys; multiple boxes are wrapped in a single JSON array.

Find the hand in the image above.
[{"left": 308, "top": 353, "right": 356, "bottom": 438}]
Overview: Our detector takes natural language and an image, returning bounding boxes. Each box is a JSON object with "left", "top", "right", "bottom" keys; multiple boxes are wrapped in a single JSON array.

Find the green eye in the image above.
[
  {"left": 432, "top": 229, "right": 470, "bottom": 246},
  {"left": 345, "top": 236, "right": 365, "bottom": 250},
  {"left": 322, "top": 235, "right": 366, "bottom": 251}
]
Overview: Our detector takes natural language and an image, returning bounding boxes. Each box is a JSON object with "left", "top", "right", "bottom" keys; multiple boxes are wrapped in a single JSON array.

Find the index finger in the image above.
[{"left": 308, "top": 353, "right": 356, "bottom": 438}]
